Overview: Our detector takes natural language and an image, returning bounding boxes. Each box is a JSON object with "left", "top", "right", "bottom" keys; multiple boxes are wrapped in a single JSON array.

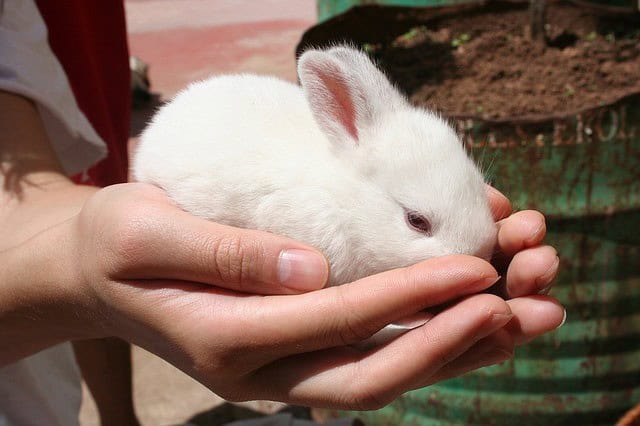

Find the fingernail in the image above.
[
  {"left": 278, "top": 249, "right": 329, "bottom": 291},
  {"left": 525, "top": 218, "right": 547, "bottom": 245},
  {"left": 536, "top": 256, "right": 560, "bottom": 294},
  {"left": 486, "top": 185, "right": 509, "bottom": 204},
  {"left": 486, "top": 185, "right": 501, "bottom": 196},
  {"left": 556, "top": 309, "right": 567, "bottom": 329},
  {"left": 491, "top": 312, "right": 514, "bottom": 328},
  {"left": 472, "top": 275, "right": 502, "bottom": 291}
]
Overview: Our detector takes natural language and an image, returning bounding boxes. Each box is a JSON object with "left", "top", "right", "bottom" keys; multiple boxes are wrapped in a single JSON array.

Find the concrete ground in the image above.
[{"left": 79, "top": 1, "right": 316, "bottom": 424}]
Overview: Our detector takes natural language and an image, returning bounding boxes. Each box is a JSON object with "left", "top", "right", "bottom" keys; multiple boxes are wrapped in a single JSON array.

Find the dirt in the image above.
[{"left": 299, "top": 1, "right": 640, "bottom": 121}]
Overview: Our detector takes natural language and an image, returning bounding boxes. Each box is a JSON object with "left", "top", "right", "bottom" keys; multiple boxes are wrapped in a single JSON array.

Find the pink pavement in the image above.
[{"left": 126, "top": 0, "right": 317, "bottom": 98}]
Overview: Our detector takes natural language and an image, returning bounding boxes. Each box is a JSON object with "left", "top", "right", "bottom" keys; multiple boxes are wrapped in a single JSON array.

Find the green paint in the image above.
[{"left": 316, "top": 0, "right": 472, "bottom": 22}]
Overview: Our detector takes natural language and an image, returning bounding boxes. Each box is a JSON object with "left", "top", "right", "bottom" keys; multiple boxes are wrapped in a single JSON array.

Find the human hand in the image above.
[
  {"left": 54, "top": 183, "right": 562, "bottom": 409},
  {"left": 482, "top": 186, "right": 565, "bottom": 352},
  {"left": 361, "top": 185, "right": 561, "bottom": 348}
]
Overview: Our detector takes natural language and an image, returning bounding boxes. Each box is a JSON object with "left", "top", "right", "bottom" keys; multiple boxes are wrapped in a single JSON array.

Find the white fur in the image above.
[{"left": 133, "top": 46, "right": 497, "bottom": 286}]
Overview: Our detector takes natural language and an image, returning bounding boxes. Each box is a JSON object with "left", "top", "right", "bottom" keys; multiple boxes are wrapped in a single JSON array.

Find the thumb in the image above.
[
  {"left": 102, "top": 192, "right": 330, "bottom": 295},
  {"left": 198, "top": 223, "right": 331, "bottom": 294}
]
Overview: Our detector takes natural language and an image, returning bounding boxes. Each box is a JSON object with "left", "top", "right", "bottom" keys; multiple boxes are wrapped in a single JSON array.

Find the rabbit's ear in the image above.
[{"left": 298, "top": 47, "right": 405, "bottom": 147}]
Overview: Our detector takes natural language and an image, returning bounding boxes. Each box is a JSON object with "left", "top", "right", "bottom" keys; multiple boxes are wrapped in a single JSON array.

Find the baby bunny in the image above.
[{"left": 133, "top": 45, "right": 497, "bottom": 289}]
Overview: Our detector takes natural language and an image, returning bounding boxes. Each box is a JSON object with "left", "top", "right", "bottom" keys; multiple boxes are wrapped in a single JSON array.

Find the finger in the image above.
[
  {"left": 419, "top": 329, "right": 514, "bottom": 387},
  {"left": 486, "top": 185, "right": 512, "bottom": 221},
  {"left": 490, "top": 210, "right": 548, "bottom": 297},
  {"left": 107, "top": 193, "right": 329, "bottom": 295},
  {"left": 496, "top": 210, "right": 546, "bottom": 257},
  {"left": 239, "top": 255, "right": 500, "bottom": 357},
  {"left": 247, "top": 294, "right": 513, "bottom": 408},
  {"left": 505, "top": 245, "right": 559, "bottom": 297},
  {"left": 505, "top": 295, "right": 566, "bottom": 345}
]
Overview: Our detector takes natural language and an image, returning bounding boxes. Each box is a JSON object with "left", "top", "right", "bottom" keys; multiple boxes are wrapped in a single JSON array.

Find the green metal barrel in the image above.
[
  {"left": 303, "top": 3, "right": 640, "bottom": 424},
  {"left": 317, "top": 0, "right": 475, "bottom": 22},
  {"left": 316, "top": 0, "right": 639, "bottom": 22}
]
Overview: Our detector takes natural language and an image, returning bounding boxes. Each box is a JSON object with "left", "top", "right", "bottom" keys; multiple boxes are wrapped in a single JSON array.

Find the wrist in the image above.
[{"left": 0, "top": 194, "right": 106, "bottom": 365}]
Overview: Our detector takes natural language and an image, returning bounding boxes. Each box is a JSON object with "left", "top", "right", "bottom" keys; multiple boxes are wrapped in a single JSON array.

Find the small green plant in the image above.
[
  {"left": 451, "top": 33, "right": 471, "bottom": 47},
  {"left": 585, "top": 31, "right": 597, "bottom": 41},
  {"left": 565, "top": 85, "right": 575, "bottom": 97},
  {"left": 362, "top": 43, "right": 374, "bottom": 53},
  {"left": 399, "top": 26, "right": 427, "bottom": 42},
  {"left": 605, "top": 32, "right": 616, "bottom": 42},
  {"left": 476, "top": 105, "right": 485, "bottom": 113}
]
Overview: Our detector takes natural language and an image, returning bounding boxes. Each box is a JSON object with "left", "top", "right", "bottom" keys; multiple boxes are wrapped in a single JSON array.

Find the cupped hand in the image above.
[
  {"left": 484, "top": 185, "right": 565, "bottom": 347},
  {"left": 62, "top": 183, "right": 564, "bottom": 409}
]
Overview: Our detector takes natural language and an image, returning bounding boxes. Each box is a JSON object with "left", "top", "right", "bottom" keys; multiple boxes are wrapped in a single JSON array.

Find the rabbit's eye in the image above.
[{"left": 406, "top": 211, "right": 432, "bottom": 235}]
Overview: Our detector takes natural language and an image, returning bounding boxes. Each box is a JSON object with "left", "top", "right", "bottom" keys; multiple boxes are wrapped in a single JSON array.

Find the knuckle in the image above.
[
  {"left": 107, "top": 211, "right": 152, "bottom": 264},
  {"left": 73, "top": 188, "right": 149, "bottom": 277},
  {"left": 210, "top": 234, "right": 266, "bottom": 288},
  {"left": 211, "top": 234, "right": 245, "bottom": 285},
  {"left": 95, "top": 203, "right": 164, "bottom": 275}
]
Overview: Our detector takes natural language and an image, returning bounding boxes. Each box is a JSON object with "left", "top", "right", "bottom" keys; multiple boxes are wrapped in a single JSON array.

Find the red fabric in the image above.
[{"left": 34, "top": 1, "right": 130, "bottom": 187}]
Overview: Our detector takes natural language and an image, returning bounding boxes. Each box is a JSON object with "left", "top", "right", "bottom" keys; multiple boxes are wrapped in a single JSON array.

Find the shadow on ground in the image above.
[{"left": 182, "top": 403, "right": 363, "bottom": 426}]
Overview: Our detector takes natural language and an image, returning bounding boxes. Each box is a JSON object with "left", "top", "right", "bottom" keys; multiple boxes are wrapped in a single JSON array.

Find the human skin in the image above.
[{"left": 0, "top": 90, "right": 564, "bottom": 409}]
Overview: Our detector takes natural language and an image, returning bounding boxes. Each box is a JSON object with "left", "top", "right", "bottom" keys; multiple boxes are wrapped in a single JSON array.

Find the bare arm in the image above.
[{"left": 0, "top": 91, "right": 100, "bottom": 362}]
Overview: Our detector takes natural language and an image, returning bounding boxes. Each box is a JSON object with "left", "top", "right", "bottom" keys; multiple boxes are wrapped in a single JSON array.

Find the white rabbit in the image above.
[{"left": 133, "top": 45, "right": 497, "bottom": 345}]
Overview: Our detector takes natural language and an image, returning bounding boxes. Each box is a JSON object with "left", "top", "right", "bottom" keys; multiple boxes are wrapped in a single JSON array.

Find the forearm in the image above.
[{"left": 0, "top": 219, "right": 99, "bottom": 364}]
